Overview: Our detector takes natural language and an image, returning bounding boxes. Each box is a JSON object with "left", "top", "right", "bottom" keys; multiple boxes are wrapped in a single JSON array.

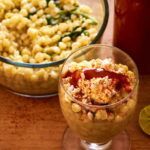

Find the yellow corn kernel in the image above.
[
  {"left": 51, "top": 35, "right": 61, "bottom": 43},
  {"left": 58, "top": 42, "right": 67, "bottom": 50},
  {"left": 29, "top": 58, "right": 36, "bottom": 63},
  {"left": 43, "top": 53, "right": 51, "bottom": 61},
  {"left": 37, "top": 36, "right": 52, "bottom": 46},
  {"left": 119, "top": 104, "right": 129, "bottom": 116},
  {"left": 22, "top": 48, "right": 31, "bottom": 55},
  {"left": 30, "top": 15, "right": 38, "bottom": 22},
  {"left": 72, "top": 103, "right": 81, "bottom": 113},
  {"left": 31, "top": 0, "right": 39, "bottom": 6},
  {"left": 72, "top": 42, "right": 81, "bottom": 50},
  {"left": 27, "top": 28, "right": 38, "bottom": 38},
  {"left": 36, "top": 69, "right": 46, "bottom": 78},
  {"left": 50, "top": 70, "right": 58, "bottom": 79},
  {"left": 8, "top": 46, "right": 15, "bottom": 54},
  {"left": 44, "top": 47, "right": 53, "bottom": 54},
  {"left": 79, "top": 5, "right": 92, "bottom": 14},
  {"left": 127, "top": 99, "right": 136, "bottom": 109},
  {"left": 3, "top": 0, "right": 15, "bottom": 10},
  {"left": 88, "top": 28, "right": 97, "bottom": 35},
  {"left": 32, "top": 44, "right": 43, "bottom": 54},
  {"left": 35, "top": 52, "right": 44, "bottom": 63},
  {"left": 95, "top": 109, "right": 108, "bottom": 120},
  {"left": 0, "top": 44, "right": 3, "bottom": 51},
  {"left": 62, "top": 36, "right": 71, "bottom": 42},
  {"left": 5, "top": 12, "right": 14, "bottom": 19},
  {"left": 30, "top": 74, "right": 39, "bottom": 82},
  {"left": 51, "top": 46, "right": 61, "bottom": 54},
  {"left": 3, "top": 64, "right": 14, "bottom": 78},
  {"left": 29, "top": 7, "right": 36, "bottom": 13},
  {"left": 37, "top": 9, "right": 44, "bottom": 17},
  {"left": 3, "top": 39, "right": 10, "bottom": 48},
  {"left": 59, "top": 23, "right": 68, "bottom": 33},
  {"left": 21, "top": 0, "right": 28, "bottom": 6},
  {"left": 22, "top": 54, "right": 29, "bottom": 63},
  {"left": 24, "top": 3, "right": 32, "bottom": 10},
  {"left": 20, "top": 8, "right": 28, "bottom": 16},
  {"left": 78, "top": 36, "right": 90, "bottom": 46},
  {"left": 23, "top": 68, "right": 34, "bottom": 79},
  {"left": 17, "top": 22, "right": 26, "bottom": 30},
  {"left": 43, "top": 71, "right": 49, "bottom": 81},
  {"left": 40, "top": 26, "right": 55, "bottom": 36},
  {"left": 39, "top": 0, "right": 46, "bottom": 8},
  {"left": 71, "top": 14, "right": 77, "bottom": 20}
]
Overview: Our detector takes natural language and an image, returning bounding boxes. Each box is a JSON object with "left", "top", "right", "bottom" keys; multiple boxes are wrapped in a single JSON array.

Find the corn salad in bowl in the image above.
[{"left": 0, "top": 0, "right": 108, "bottom": 97}]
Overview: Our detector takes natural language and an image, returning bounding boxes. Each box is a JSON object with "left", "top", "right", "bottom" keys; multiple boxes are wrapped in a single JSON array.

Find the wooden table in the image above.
[
  {"left": 0, "top": 76, "right": 150, "bottom": 150},
  {"left": 0, "top": 1, "right": 150, "bottom": 149}
]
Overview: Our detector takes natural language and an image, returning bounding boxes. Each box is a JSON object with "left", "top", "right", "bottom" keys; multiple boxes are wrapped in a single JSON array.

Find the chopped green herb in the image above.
[
  {"left": 59, "top": 11, "right": 72, "bottom": 20},
  {"left": 46, "top": 9, "right": 97, "bottom": 26},
  {"left": 72, "top": 26, "right": 80, "bottom": 31},
  {"left": 46, "top": 11, "right": 72, "bottom": 25},
  {"left": 83, "top": 30, "right": 89, "bottom": 36},
  {"left": 55, "top": 1, "right": 61, "bottom": 8},
  {"left": 69, "top": 31, "right": 83, "bottom": 40},
  {"left": 46, "top": 0, "right": 51, "bottom": 5},
  {"left": 60, "top": 27, "right": 86, "bottom": 41},
  {"left": 90, "top": 19, "right": 98, "bottom": 25},
  {"left": 27, "top": 11, "right": 37, "bottom": 18},
  {"left": 72, "top": 11, "right": 98, "bottom": 25},
  {"left": 46, "top": 17, "right": 59, "bottom": 25}
]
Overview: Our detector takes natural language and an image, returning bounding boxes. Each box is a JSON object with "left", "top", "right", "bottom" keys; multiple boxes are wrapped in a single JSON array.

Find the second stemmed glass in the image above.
[{"left": 59, "top": 45, "right": 139, "bottom": 150}]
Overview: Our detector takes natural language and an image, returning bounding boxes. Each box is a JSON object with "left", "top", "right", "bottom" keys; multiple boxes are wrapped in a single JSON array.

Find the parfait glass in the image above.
[{"left": 59, "top": 45, "right": 139, "bottom": 150}]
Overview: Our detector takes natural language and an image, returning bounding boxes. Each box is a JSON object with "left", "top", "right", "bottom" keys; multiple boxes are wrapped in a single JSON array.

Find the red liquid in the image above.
[
  {"left": 63, "top": 70, "right": 81, "bottom": 87},
  {"left": 63, "top": 68, "right": 131, "bottom": 92},
  {"left": 114, "top": 0, "right": 150, "bottom": 74}
]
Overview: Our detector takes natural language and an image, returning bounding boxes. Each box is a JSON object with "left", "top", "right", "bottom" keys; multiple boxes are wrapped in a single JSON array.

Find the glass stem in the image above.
[{"left": 81, "top": 140, "right": 112, "bottom": 150}]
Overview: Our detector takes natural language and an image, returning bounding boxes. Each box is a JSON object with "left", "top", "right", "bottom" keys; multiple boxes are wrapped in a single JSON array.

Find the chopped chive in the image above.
[
  {"left": 46, "top": 0, "right": 51, "bottom": 5},
  {"left": 46, "top": 11, "right": 72, "bottom": 25},
  {"left": 60, "top": 27, "right": 86, "bottom": 41},
  {"left": 83, "top": 31, "right": 89, "bottom": 36},
  {"left": 72, "top": 11, "right": 98, "bottom": 25},
  {"left": 27, "top": 11, "right": 37, "bottom": 18},
  {"left": 46, "top": 17, "right": 59, "bottom": 25},
  {"left": 72, "top": 26, "right": 80, "bottom": 31},
  {"left": 89, "top": 19, "right": 98, "bottom": 25}
]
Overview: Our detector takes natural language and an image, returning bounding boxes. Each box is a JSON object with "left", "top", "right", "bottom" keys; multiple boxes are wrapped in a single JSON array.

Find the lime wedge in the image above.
[{"left": 139, "top": 105, "right": 150, "bottom": 135}]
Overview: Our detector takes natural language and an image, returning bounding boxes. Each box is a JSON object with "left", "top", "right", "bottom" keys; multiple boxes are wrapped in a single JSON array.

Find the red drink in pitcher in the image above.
[{"left": 114, "top": 0, "right": 150, "bottom": 74}]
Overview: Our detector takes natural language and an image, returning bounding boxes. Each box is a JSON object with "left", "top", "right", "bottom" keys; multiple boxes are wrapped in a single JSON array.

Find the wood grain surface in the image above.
[{"left": 0, "top": 76, "right": 149, "bottom": 150}]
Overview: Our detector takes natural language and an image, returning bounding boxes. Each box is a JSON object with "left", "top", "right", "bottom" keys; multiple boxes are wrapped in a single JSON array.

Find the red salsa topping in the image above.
[
  {"left": 63, "top": 70, "right": 81, "bottom": 87},
  {"left": 63, "top": 68, "right": 131, "bottom": 92}
]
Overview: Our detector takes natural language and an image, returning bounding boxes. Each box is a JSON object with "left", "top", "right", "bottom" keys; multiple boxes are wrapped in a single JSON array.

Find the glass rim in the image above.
[
  {"left": 0, "top": 0, "right": 109, "bottom": 68},
  {"left": 59, "top": 44, "right": 139, "bottom": 109}
]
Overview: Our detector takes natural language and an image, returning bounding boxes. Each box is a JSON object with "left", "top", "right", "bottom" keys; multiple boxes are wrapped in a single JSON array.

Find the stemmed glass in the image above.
[{"left": 59, "top": 45, "right": 139, "bottom": 150}]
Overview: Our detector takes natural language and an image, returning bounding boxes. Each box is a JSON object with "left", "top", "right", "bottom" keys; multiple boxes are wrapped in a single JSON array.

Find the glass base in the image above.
[
  {"left": 7, "top": 89, "right": 58, "bottom": 98},
  {"left": 62, "top": 128, "right": 130, "bottom": 150}
]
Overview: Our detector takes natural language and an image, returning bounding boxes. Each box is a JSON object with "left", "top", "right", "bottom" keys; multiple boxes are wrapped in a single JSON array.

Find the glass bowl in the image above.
[
  {"left": 0, "top": 0, "right": 109, "bottom": 98},
  {"left": 59, "top": 44, "right": 139, "bottom": 150}
]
